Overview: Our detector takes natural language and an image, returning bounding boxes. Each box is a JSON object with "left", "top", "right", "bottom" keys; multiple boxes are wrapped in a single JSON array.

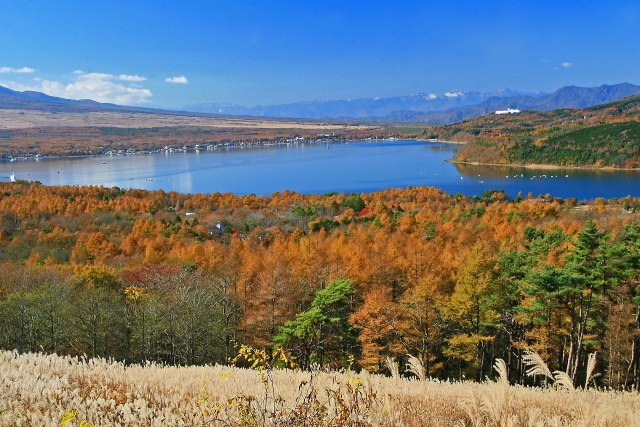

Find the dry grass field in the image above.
[
  {"left": 2, "top": 351, "right": 639, "bottom": 426},
  {"left": 0, "top": 109, "right": 399, "bottom": 157},
  {"left": 0, "top": 109, "right": 377, "bottom": 131}
]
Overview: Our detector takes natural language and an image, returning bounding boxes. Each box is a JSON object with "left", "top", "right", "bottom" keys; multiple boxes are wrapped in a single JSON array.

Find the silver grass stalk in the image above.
[
  {"left": 522, "top": 349, "right": 554, "bottom": 382},
  {"left": 552, "top": 371, "right": 575, "bottom": 390},
  {"left": 585, "top": 352, "right": 597, "bottom": 388},
  {"left": 406, "top": 354, "right": 427, "bottom": 381},
  {"left": 493, "top": 358, "right": 508, "bottom": 385},
  {"left": 457, "top": 387, "right": 481, "bottom": 427},
  {"left": 385, "top": 356, "right": 399, "bottom": 379},
  {"left": 479, "top": 358, "right": 512, "bottom": 426}
]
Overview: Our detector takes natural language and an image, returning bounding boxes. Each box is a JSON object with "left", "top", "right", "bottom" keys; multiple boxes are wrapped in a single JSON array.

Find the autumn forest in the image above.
[{"left": 0, "top": 181, "right": 639, "bottom": 391}]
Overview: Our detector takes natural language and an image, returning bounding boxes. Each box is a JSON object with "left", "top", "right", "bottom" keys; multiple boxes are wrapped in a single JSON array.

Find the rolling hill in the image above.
[
  {"left": 0, "top": 85, "right": 172, "bottom": 114},
  {"left": 428, "top": 95, "right": 640, "bottom": 168}
]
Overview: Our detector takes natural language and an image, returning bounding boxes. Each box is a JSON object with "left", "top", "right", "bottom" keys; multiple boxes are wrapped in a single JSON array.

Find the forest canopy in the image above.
[{"left": 1, "top": 182, "right": 640, "bottom": 389}]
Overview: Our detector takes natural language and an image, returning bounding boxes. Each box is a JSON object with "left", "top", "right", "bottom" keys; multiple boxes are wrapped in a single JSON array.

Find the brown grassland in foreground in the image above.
[{"left": 1, "top": 351, "right": 639, "bottom": 427}]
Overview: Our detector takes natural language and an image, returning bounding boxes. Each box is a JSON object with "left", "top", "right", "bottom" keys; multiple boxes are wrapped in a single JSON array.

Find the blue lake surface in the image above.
[{"left": 2, "top": 140, "right": 640, "bottom": 200}]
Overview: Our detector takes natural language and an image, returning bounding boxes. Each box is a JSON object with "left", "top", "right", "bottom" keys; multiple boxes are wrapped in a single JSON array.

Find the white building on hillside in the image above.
[{"left": 495, "top": 108, "right": 521, "bottom": 115}]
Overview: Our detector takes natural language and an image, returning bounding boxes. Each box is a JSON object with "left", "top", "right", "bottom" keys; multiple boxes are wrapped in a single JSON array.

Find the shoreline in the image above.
[
  {"left": 449, "top": 159, "right": 640, "bottom": 172},
  {"left": 0, "top": 136, "right": 414, "bottom": 163},
  {"left": 0, "top": 138, "right": 465, "bottom": 162},
  {"left": 5, "top": 137, "right": 639, "bottom": 174},
  {"left": 417, "top": 138, "right": 468, "bottom": 145}
]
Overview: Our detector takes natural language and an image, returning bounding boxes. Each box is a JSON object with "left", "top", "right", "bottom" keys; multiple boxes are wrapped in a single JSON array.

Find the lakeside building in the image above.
[{"left": 495, "top": 108, "right": 521, "bottom": 114}]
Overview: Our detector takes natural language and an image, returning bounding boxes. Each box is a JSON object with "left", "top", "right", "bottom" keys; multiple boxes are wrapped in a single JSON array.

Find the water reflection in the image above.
[
  {"left": 454, "top": 162, "right": 640, "bottom": 179},
  {"left": 453, "top": 162, "right": 640, "bottom": 199}
]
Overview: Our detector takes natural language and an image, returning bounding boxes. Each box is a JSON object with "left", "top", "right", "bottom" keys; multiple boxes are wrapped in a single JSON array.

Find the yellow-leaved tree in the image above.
[{"left": 443, "top": 243, "right": 498, "bottom": 380}]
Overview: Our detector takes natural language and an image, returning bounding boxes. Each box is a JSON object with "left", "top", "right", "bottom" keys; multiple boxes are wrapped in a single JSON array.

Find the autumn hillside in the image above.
[
  {"left": 425, "top": 95, "right": 640, "bottom": 168},
  {"left": 1, "top": 182, "right": 640, "bottom": 392}
]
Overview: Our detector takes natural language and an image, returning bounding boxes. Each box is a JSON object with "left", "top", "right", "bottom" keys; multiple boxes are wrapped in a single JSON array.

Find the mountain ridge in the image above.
[
  {"left": 183, "top": 83, "right": 640, "bottom": 123},
  {"left": 0, "top": 85, "right": 215, "bottom": 117},
  {"left": 382, "top": 83, "right": 640, "bottom": 123},
  {"left": 2, "top": 83, "right": 639, "bottom": 126},
  {"left": 184, "top": 89, "right": 537, "bottom": 120}
]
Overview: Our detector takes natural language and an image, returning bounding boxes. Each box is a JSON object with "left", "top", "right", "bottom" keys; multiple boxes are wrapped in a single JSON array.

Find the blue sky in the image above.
[{"left": 1, "top": 1, "right": 638, "bottom": 108}]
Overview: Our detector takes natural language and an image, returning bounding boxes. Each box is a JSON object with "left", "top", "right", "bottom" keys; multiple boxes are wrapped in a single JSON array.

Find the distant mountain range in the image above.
[
  {"left": 1, "top": 82, "right": 640, "bottom": 126},
  {"left": 386, "top": 83, "right": 640, "bottom": 124},
  {"left": 184, "top": 89, "right": 536, "bottom": 120},
  {"left": 185, "top": 83, "right": 640, "bottom": 123}
]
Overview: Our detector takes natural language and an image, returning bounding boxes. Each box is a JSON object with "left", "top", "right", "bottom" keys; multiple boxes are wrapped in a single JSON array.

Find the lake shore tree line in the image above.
[{"left": 1, "top": 182, "right": 640, "bottom": 389}]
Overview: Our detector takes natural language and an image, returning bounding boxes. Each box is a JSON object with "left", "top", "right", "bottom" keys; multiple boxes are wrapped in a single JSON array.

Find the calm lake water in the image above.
[{"left": 2, "top": 140, "right": 640, "bottom": 200}]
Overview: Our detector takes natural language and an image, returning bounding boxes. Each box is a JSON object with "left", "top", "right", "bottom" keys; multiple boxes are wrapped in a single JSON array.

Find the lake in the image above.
[{"left": 2, "top": 140, "right": 640, "bottom": 200}]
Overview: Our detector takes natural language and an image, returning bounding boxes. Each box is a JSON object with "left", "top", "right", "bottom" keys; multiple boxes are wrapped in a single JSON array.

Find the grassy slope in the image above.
[{"left": 427, "top": 95, "right": 640, "bottom": 168}]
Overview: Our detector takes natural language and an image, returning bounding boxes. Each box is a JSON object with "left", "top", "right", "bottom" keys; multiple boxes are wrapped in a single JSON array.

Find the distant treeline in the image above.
[
  {"left": 0, "top": 125, "right": 401, "bottom": 157},
  {"left": 510, "top": 121, "right": 640, "bottom": 167}
]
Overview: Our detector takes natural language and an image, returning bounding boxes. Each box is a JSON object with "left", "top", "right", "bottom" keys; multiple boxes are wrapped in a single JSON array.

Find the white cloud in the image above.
[
  {"left": 78, "top": 72, "right": 113, "bottom": 80},
  {"left": 561, "top": 62, "right": 573, "bottom": 68},
  {"left": 0, "top": 66, "right": 35, "bottom": 74},
  {"left": 2, "top": 71, "right": 152, "bottom": 105},
  {"left": 165, "top": 75, "right": 189, "bottom": 84},
  {"left": 118, "top": 74, "right": 147, "bottom": 82}
]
